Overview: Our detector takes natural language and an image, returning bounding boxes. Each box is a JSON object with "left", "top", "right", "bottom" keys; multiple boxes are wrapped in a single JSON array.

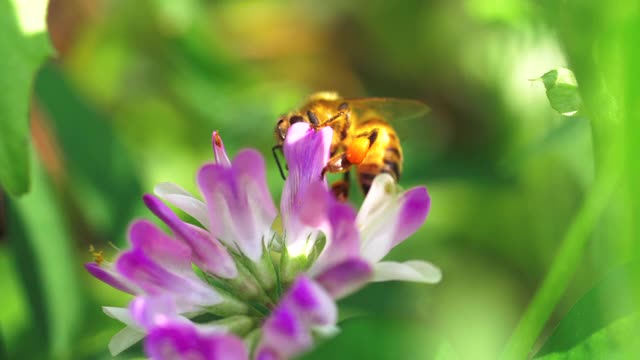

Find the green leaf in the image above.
[
  {"left": 0, "top": 331, "right": 6, "bottom": 360},
  {"left": 535, "top": 313, "right": 640, "bottom": 359},
  {"left": 536, "top": 264, "right": 635, "bottom": 357},
  {"left": 8, "top": 150, "right": 81, "bottom": 358},
  {"left": 0, "top": 0, "right": 53, "bottom": 196},
  {"left": 34, "top": 63, "right": 143, "bottom": 239},
  {"left": 0, "top": 248, "right": 31, "bottom": 356},
  {"left": 536, "top": 68, "right": 582, "bottom": 117}
]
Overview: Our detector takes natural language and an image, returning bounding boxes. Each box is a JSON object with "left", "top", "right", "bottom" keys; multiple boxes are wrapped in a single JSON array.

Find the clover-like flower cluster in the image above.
[{"left": 86, "top": 123, "right": 441, "bottom": 359}]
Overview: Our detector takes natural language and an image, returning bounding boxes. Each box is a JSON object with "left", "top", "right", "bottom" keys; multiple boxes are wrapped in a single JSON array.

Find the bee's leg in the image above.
[
  {"left": 272, "top": 144, "right": 287, "bottom": 180},
  {"left": 321, "top": 152, "right": 352, "bottom": 201},
  {"left": 321, "top": 152, "right": 351, "bottom": 178},
  {"left": 330, "top": 172, "right": 351, "bottom": 201},
  {"left": 316, "top": 102, "right": 352, "bottom": 140},
  {"left": 308, "top": 108, "right": 346, "bottom": 137},
  {"left": 320, "top": 105, "right": 350, "bottom": 127}
]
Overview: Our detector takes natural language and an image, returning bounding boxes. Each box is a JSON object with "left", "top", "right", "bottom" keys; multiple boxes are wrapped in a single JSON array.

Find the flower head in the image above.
[{"left": 87, "top": 124, "right": 439, "bottom": 359}]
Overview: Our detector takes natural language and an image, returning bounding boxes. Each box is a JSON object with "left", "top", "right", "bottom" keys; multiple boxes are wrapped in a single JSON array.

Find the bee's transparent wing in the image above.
[
  {"left": 339, "top": 98, "right": 430, "bottom": 123},
  {"left": 337, "top": 98, "right": 443, "bottom": 182}
]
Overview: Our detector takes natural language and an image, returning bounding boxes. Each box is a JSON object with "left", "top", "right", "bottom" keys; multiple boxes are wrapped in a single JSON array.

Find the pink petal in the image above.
[
  {"left": 258, "top": 276, "right": 338, "bottom": 359},
  {"left": 255, "top": 348, "right": 281, "bottom": 360},
  {"left": 129, "top": 295, "right": 178, "bottom": 330},
  {"left": 145, "top": 322, "right": 248, "bottom": 360},
  {"left": 116, "top": 249, "right": 221, "bottom": 309},
  {"left": 309, "top": 200, "right": 361, "bottom": 276},
  {"left": 116, "top": 249, "right": 188, "bottom": 295},
  {"left": 129, "top": 220, "right": 192, "bottom": 274},
  {"left": 282, "top": 276, "right": 337, "bottom": 326},
  {"left": 232, "top": 150, "right": 278, "bottom": 224},
  {"left": 197, "top": 150, "right": 276, "bottom": 261},
  {"left": 358, "top": 175, "right": 431, "bottom": 263},
  {"left": 212, "top": 131, "right": 231, "bottom": 166},
  {"left": 315, "top": 257, "right": 373, "bottom": 299},
  {"left": 297, "top": 180, "right": 330, "bottom": 229},
  {"left": 154, "top": 182, "right": 210, "bottom": 229},
  {"left": 280, "top": 123, "right": 333, "bottom": 247},
  {"left": 260, "top": 307, "right": 312, "bottom": 358},
  {"left": 143, "top": 194, "right": 237, "bottom": 278},
  {"left": 85, "top": 262, "right": 139, "bottom": 295},
  {"left": 392, "top": 186, "right": 431, "bottom": 247}
]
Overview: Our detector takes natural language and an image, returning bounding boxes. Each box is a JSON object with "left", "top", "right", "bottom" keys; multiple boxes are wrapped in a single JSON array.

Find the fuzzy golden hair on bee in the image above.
[{"left": 273, "top": 92, "right": 428, "bottom": 201}]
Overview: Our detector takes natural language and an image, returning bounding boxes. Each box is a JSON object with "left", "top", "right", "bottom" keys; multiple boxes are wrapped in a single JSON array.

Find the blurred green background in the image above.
[{"left": 1, "top": 0, "right": 639, "bottom": 359}]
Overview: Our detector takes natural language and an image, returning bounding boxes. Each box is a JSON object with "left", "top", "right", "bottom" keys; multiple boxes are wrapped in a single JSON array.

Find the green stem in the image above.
[{"left": 499, "top": 164, "right": 617, "bottom": 360}]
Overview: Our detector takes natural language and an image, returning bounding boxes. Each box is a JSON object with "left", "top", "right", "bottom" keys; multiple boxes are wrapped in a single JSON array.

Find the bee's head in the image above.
[{"left": 274, "top": 114, "right": 306, "bottom": 145}]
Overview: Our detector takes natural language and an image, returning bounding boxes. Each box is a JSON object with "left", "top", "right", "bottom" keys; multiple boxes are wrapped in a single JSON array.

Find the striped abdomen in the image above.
[{"left": 355, "top": 119, "right": 403, "bottom": 194}]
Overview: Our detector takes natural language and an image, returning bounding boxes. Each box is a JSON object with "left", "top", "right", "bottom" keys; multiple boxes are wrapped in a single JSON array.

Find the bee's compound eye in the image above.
[
  {"left": 276, "top": 119, "right": 287, "bottom": 140},
  {"left": 290, "top": 115, "right": 304, "bottom": 124},
  {"left": 307, "top": 110, "right": 320, "bottom": 125},
  {"left": 338, "top": 102, "right": 349, "bottom": 111}
]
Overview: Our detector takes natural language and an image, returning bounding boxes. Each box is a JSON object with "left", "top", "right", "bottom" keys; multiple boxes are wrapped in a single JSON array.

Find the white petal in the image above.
[
  {"left": 240, "top": 180, "right": 275, "bottom": 260},
  {"left": 372, "top": 260, "right": 442, "bottom": 283},
  {"left": 357, "top": 174, "right": 402, "bottom": 262},
  {"left": 103, "top": 306, "right": 136, "bottom": 327},
  {"left": 359, "top": 219, "right": 396, "bottom": 263},
  {"left": 228, "top": 150, "right": 277, "bottom": 261},
  {"left": 357, "top": 173, "right": 398, "bottom": 225},
  {"left": 177, "top": 276, "right": 224, "bottom": 310},
  {"left": 108, "top": 326, "right": 145, "bottom": 356},
  {"left": 312, "top": 324, "right": 341, "bottom": 338},
  {"left": 195, "top": 322, "right": 232, "bottom": 334},
  {"left": 154, "top": 182, "right": 210, "bottom": 229}
]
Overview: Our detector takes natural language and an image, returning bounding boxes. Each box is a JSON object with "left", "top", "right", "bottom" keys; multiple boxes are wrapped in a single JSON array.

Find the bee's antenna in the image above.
[{"left": 272, "top": 145, "right": 287, "bottom": 180}]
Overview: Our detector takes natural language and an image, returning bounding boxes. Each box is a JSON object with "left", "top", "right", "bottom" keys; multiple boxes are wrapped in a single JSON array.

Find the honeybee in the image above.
[{"left": 273, "top": 92, "right": 429, "bottom": 200}]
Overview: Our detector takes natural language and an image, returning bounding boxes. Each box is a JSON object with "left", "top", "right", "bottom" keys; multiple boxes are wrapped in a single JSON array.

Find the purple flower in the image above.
[
  {"left": 87, "top": 124, "right": 439, "bottom": 359},
  {"left": 86, "top": 220, "right": 248, "bottom": 355},
  {"left": 256, "top": 276, "right": 337, "bottom": 360},
  {"left": 132, "top": 295, "right": 249, "bottom": 360},
  {"left": 145, "top": 322, "right": 248, "bottom": 360},
  {"left": 279, "top": 123, "right": 332, "bottom": 252},
  {"left": 283, "top": 124, "right": 440, "bottom": 293},
  {"left": 356, "top": 174, "right": 441, "bottom": 284},
  {"left": 153, "top": 132, "right": 279, "bottom": 292}
]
